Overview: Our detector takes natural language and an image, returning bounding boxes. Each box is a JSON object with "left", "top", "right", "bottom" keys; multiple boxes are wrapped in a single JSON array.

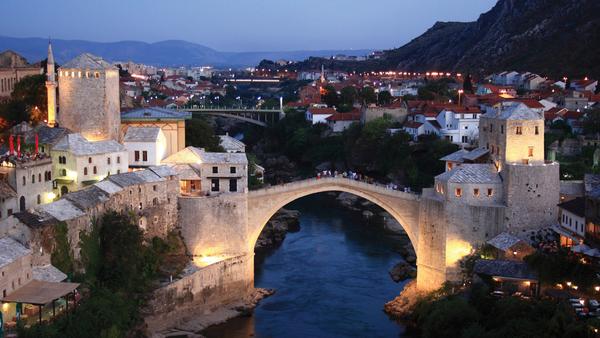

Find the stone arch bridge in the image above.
[{"left": 178, "top": 177, "right": 502, "bottom": 292}]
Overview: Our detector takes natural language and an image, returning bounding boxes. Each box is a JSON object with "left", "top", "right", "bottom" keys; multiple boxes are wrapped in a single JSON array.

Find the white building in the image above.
[
  {"left": 436, "top": 107, "right": 482, "bottom": 145},
  {"left": 305, "top": 107, "right": 336, "bottom": 124},
  {"left": 557, "top": 197, "right": 585, "bottom": 243},
  {"left": 0, "top": 154, "right": 54, "bottom": 219},
  {"left": 124, "top": 127, "right": 167, "bottom": 168},
  {"left": 51, "top": 133, "right": 128, "bottom": 196},
  {"left": 163, "top": 147, "right": 248, "bottom": 196}
]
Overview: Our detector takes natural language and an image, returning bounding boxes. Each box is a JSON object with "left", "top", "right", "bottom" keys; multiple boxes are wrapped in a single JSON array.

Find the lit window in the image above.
[
  {"left": 528, "top": 147, "right": 534, "bottom": 157},
  {"left": 455, "top": 188, "right": 462, "bottom": 197}
]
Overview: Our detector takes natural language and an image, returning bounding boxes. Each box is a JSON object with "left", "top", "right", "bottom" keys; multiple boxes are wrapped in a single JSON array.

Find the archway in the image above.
[
  {"left": 19, "top": 196, "right": 26, "bottom": 212},
  {"left": 60, "top": 186, "right": 69, "bottom": 196},
  {"left": 247, "top": 192, "right": 415, "bottom": 337},
  {"left": 247, "top": 178, "right": 421, "bottom": 255}
]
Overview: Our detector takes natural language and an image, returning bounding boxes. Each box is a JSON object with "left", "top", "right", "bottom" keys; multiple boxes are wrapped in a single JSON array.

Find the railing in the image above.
[{"left": 249, "top": 176, "right": 420, "bottom": 200}]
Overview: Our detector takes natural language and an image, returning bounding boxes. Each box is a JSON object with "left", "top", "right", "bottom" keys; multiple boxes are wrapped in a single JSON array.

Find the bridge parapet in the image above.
[{"left": 248, "top": 177, "right": 421, "bottom": 201}]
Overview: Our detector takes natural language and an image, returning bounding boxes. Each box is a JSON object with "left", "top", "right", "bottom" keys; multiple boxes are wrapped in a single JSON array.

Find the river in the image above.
[{"left": 203, "top": 193, "right": 409, "bottom": 338}]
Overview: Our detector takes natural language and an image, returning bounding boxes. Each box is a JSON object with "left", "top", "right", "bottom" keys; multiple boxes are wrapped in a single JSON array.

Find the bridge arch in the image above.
[{"left": 247, "top": 177, "right": 421, "bottom": 255}]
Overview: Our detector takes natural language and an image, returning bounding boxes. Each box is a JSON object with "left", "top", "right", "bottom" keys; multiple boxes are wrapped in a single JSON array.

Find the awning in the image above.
[
  {"left": 1, "top": 280, "right": 79, "bottom": 305},
  {"left": 551, "top": 225, "right": 583, "bottom": 243},
  {"left": 54, "top": 178, "right": 74, "bottom": 184}
]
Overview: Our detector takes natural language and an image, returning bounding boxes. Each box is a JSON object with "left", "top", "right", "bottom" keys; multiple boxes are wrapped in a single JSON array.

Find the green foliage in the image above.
[
  {"left": 409, "top": 286, "right": 591, "bottom": 338},
  {"left": 0, "top": 74, "right": 47, "bottom": 130},
  {"left": 185, "top": 118, "right": 224, "bottom": 152},
  {"left": 51, "top": 222, "right": 74, "bottom": 277},
  {"left": 378, "top": 90, "right": 393, "bottom": 105},
  {"left": 20, "top": 211, "right": 186, "bottom": 337},
  {"left": 463, "top": 74, "right": 474, "bottom": 93},
  {"left": 321, "top": 85, "right": 339, "bottom": 107},
  {"left": 524, "top": 249, "right": 598, "bottom": 291},
  {"left": 418, "top": 78, "right": 456, "bottom": 101},
  {"left": 262, "top": 110, "right": 458, "bottom": 190},
  {"left": 340, "top": 86, "right": 358, "bottom": 106},
  {"left": 583, "top": 108, "right": 600, "bottom": 135},
  {"left": 359, "top": 86, "right": 377, "bottom": 104}
]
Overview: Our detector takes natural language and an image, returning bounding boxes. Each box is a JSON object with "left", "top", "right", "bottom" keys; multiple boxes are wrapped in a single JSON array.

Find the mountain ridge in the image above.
[{"left": 0, "top": 35, "right": 371, "bottom": 68}]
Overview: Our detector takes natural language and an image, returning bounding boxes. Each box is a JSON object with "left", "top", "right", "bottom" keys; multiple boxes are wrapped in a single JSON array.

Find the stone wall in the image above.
[
  {"left": 144, "top": 254, "right": 254, "bottom": 333},
  {"left": 502, "top": 162, "right": 560, "bottom": 233},
  {"left": 417, "top": 189, "right": 505, "bottom": 290},
  {"left": 178, "top": 193, "right": 249, "bottom": 257}
]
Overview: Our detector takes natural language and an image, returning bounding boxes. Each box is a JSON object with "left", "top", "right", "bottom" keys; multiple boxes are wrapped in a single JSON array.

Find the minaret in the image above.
[
  {"left": 46, "top": 41, "right": 57, "bottom": 127},
  {"left": 320, "top": 64, "right": 325, "bottom": 83}
]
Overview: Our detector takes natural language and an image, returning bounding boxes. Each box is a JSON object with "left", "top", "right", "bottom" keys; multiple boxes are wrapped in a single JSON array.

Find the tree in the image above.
[
  {"left": 463, "top": 74, "right": 474, "bottom": 93},
  {"left": 0, "top": 74, "right": 47, "bottom": 129},
  {"left": 185, "top": 118, "right": 224, "bottom": 152},
  {"left": 378, "top": 90, "right": 392, "bottom": 105},
  {"left": 340, "top": 86, "right": 358, "bottom": 106},
  {"left": 322, "top": 85, "right": 339, "bottom": 107},
  {"left": 583, "top": 108, "right": 600, "bottom": 135},
  {"left": 359, "top": 86, "right": 377, "bottom": 104}
]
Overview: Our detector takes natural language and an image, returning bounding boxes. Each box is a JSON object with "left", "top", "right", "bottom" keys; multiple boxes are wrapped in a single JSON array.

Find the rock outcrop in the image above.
[{"left": 255, "top": 208, "right": 300, "bottom": 251}]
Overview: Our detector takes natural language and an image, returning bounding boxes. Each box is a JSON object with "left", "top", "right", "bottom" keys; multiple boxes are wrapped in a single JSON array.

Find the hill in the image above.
[
  {"left": 0, "top": 36, "right": 370, "bottom": 68},
  {"left": 289, "top": 0, "right": 600, "bottom": 79},
  {"left": 381, "top": 0, "right": 600, "bottom": 78}
]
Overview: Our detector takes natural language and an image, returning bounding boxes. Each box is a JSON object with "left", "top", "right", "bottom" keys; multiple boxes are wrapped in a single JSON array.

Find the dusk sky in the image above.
[{"left": 2, "top": 0, "right": 497, "bottom": 52}]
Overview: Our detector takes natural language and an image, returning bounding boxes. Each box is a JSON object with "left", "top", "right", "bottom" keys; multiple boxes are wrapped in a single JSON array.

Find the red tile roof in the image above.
[
  {"left": 404, "top": 121, "right": 423, "bottom": 129},
  {"left": 326, "top": 112, "right": 361, "bottom": 121},
  {"left": 308, "top": 107, "right": 337, "bottom": 115}
]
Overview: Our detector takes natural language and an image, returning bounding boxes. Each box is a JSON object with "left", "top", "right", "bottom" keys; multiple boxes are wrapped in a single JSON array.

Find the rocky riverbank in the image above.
[
  {"left": 255, "top": 208, "right": 301, "bottom": 251},
  {"left": 153, "top": 288, "right": 275, "bottom": 338},
  {"left": 335, "top": 192, "right": 417, "bottom": 282},
  {"left": 383, "top": 281, "right": 423, "bottom": 319}
]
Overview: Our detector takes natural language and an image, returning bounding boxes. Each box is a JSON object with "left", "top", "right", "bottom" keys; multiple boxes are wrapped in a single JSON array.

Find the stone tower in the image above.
[
  {"left": 46, "top": 42, "right": 57, "bottom": 127},
  {"left": 479, "top": 101, "right": 560, "bottom": 231},
  {"left": 57, "top": 53, "right": 120, "bottom": 141}
]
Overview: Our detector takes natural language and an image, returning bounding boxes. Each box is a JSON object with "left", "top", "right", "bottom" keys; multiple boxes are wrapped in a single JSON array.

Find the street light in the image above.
[{"left": 458, "top": 89, "right": 464, "bottom": 106}]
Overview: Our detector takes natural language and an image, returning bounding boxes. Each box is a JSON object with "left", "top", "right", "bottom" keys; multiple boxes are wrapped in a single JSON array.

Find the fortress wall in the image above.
[{"left": 144, "top": 254, "right": 254, "bottom": 333}]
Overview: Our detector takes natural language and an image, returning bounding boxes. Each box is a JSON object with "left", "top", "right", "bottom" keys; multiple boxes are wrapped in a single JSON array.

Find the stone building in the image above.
[
  {"left": 51, "top": 133, "right": 128, "bottom": 195},
  {"left": 486, "top": 232, "right": 535, "bottom": 261},
  {"left": 479, "top": 101, "right": 545, "bottom": 168},
  {"left": 57, "top": 53, "right": 120, "bottom": 142},
  {"left": 0, "top": 236, "right": 33, "bottom": 299},
  {"left": 361, "top": 103, "right": 408, "bottom": 124},
  {"left": 121, "top": 107, "right": 191, "bottom": 158},
  {"left": 0, "top": 153, "right": 54, "bottom": 219},
  {"left": 0, "top": 50, "right": 41, "bottom": 101},
  {"left": 419, "top": 101, "right": 560, "bottom": 284},
  {"left": 163, "top": 146, "right": 248, "bottom": 196},
  {"left": 33, "top": 166, "right": 179, "bottom": 259},
  {"left": 123, "top": 127, "right": 167, "bottom": 168}
]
